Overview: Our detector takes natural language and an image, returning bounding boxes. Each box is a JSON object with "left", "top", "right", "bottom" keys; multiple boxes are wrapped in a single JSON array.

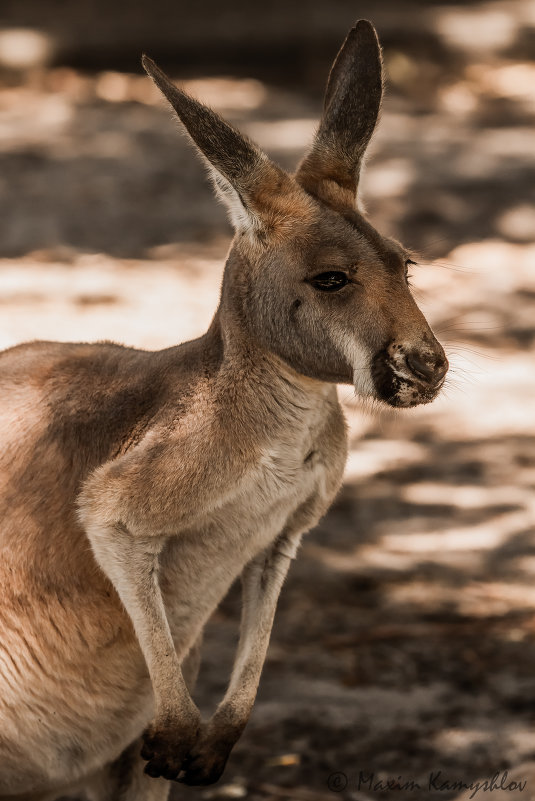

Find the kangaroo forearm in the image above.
[
  {"left": 84, "top": 522, "right": 198, "bottom": 725},
  {"left": 213, "top": 537, "right": 299, "bottom": 731},
  {"left": 216, "top": 637, "right": 273, "bottom": 730}
]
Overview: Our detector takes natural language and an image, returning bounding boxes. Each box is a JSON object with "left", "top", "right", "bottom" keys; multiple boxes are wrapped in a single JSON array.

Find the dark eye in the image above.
[{"left": 310, "top": 271, "right": 349, "bottom": 292}]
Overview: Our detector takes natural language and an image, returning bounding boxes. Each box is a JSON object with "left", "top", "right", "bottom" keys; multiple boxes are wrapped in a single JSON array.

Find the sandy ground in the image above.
[{"left": 1, "top": 7, "right": 535, "bottom": 799}]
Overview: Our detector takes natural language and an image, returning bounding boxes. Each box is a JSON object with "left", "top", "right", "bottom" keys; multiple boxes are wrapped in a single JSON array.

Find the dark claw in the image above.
[{"left": 179, "top": 770, "right": 218, "bottom": 786}]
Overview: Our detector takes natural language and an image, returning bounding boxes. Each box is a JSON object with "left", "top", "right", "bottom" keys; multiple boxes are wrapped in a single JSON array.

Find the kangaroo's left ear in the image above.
[
  {"left": 143, "top": 55, "right": 302, "bottom": 235},
  {"left": 295, "top": 20, "right": 383, "bottom": 212}
]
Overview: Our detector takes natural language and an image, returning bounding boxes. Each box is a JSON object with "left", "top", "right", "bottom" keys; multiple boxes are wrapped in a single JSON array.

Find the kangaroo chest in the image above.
[
  {"left": 161, "top": 398, "right": 343, "bottom": 638},
  {"left": 215, "top": 399, "right": 335, "bottom": 545}
]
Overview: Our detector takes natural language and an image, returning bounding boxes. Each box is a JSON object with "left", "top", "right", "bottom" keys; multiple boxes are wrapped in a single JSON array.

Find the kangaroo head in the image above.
[{"left": 143, "top": 20, "right": 448, "bottom": 408}]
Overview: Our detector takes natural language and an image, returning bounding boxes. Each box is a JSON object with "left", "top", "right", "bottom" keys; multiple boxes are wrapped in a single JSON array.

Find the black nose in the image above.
[{"left": 406, "top": 351, "right": 448, "bottom": 386}]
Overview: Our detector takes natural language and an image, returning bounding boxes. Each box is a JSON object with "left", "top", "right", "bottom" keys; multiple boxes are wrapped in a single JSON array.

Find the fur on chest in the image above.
[
  {"left": 219, "top": 424, "right": 332, "bottom": 539},
  {"left": 160, "top": 402, "right": 346, "bottom": 623},
  {"left": 231, "top": 392, "right": 345, "bottom": 520},
  {"left": 255, "top": 436, "right": 325, "bottom": 498},
  {"left": 161, "top": 439, "right": 328, "bottom": 605}
]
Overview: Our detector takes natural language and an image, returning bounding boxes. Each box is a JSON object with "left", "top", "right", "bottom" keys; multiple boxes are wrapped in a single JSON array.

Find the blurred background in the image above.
[{"left": 1, "top": 1, "right": 535, "bottom": 799}]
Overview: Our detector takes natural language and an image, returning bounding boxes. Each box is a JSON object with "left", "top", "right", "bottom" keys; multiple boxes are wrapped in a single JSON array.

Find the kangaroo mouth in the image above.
[{"left": 371, "top": 348, "right": 445, "bottom": 409}]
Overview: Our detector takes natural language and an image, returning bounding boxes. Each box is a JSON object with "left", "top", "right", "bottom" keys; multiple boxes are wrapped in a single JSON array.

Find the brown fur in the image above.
[{"left": 0, "top": 20, "right": 447, "bottom": 799}]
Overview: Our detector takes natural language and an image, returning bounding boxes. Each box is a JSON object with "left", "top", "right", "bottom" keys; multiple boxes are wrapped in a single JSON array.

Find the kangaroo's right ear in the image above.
[
  {"left": 143, "top": 55, "right": 302, "bottom": 236},
  {"left": 295, "top": 20, "right": 383, "bottom": 213}
]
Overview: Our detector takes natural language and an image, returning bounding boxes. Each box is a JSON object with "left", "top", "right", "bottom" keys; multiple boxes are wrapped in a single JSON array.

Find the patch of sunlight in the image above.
[
  {"left": 0, "top": 254, "right": 221, "bottom": 351},
  {"left": 468, "top": 62, "right": 535, "bottom": 102},
  {"left": 432, "top": 357, "right": 535, "bottom": 438},
  {"left": 473, "top": 582, "right": 535, "bottom": 608},
  {"left": 0, "top": 28, "right": 53, "bottom": 70},
  {"left": 508, "top": 730, "right": 535, "bottom": 754},
  {"left": 181, "top": 78, "right": 267, "bottom": 112},
  {"left": 461, "top": 582, "right": 535, "bottom": 616},
  {"left": 372, "top": 111, "right": 420, "bottom": 147},
  {"left": 525, "top": 0, "right": 535, "bottom": 24},
  {"left": 472, "top": 128, "right": 534, "bottom": 160},
  {"left": 431, "top": 7, "right": 518, "bottom": 52},
  {"left": 37, "top": 94, "right": 72, "bottom": 128},
  {"left": 344, "top": 440, "right": 428, "bottom": 481},
  {"left": 401, "top": 483, "right": 529, "bottom": 510},
  {"left": 92, "top": 73, "right": 267, "bottom": 111},
  {"left": 387, "top": 581, "right": 485, "bottom": 612},
  {"left": 243, "top": 119, "right": 316, "bottom": 151},
  {"left": 439, "top": 83, "right": 478, "bottom": 116},
  {"left": 445, "top": 131, "right": 534, "bottom": 184},
  {"left": 304, "top": 543, "right": 425, "bottom": 575},
  {"left": 95, "top": 72, "right": 131, "bottom": 103},
  {"left": 381, "top": 510, "right": 534, "bottom": 554},
  {"left": 365, "top": 159, "right": 414, "bottom": 198},
  {"left": 389, "top": 580, "right": 535, "bottom": 617},
  {"left": 433, "top": 728, "right": 493, "bottom": 755},
  {"left": 336, "top": 402, "right": 376, "bottom": 440},
  {"left": 497, "top": 205, "right": 535, "bottom": 243},
  {"left": 87, "top": 72, "right": 161, "bottom": 106},
  {"left": 0, "top": 92, "right": 73, "bottom": 148},
  {"left": 447, "top": 241, "right": 535, "bottom": 291}
]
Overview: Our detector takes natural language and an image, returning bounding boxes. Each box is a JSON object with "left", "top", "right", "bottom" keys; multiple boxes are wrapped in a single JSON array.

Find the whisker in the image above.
[
  {"left": 445, "top": 345, "right": 498, "bottom": 361},
  {"left": 435, "top": 320, "right": 502, "bottom": 330},
  {"left": 442, "top": 379, "right": 471, "bottom": 398},
  {"left": 430, "top": 260, "right": 479, "bottom": 274},
  {"left": 405, "top": 236, "right": 452, "bottom": 255}
]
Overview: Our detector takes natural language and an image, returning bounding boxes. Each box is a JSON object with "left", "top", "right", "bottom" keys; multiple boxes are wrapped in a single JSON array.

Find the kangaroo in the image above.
[{"left": 0, "top": 20, "right": 448, "bottom": 801}]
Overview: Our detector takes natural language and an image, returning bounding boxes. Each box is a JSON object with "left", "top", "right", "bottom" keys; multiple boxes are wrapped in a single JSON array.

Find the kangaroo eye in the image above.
[{"left": 311, "top": 271, "right": 349, "bottom": 292}]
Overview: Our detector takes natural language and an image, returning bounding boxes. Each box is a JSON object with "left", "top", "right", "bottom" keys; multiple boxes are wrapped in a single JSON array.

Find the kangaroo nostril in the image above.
[
  {"left": 406, "top": 352, "right": 434, "bottom": 382},
  {"left": 406, "top": 351, "right": 448, "bottom": 386}
]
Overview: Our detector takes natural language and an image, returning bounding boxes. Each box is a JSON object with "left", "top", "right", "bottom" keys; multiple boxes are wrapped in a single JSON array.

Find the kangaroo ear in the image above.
[
  {"left": 143, "top": 55, "right": 296, "bottom": 234},
  {"left": 295, "top": 20, "right": 383, "bottom": 212}
]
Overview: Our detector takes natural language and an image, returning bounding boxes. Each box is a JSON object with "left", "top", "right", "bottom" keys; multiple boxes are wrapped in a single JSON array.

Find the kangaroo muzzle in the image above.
[{"left": 371, "top": 338, "right": 449, "bottom": 408}]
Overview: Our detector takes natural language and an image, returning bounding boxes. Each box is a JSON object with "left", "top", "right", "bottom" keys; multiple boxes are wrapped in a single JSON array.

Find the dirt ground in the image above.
[{"left": 1, "top": 2, "right": 535, "bottom": 799}]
